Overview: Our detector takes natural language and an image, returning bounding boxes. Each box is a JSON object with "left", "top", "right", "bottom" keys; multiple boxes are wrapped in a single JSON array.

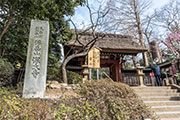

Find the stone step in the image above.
[
  {"left": 145, "top": 101, "right": 180, "bottom": 106},
  {"left": 156, "top": 111, "right": 180, "bottom": 119},
  {"left": 161, "top": 118, "right": 180, "bottom": 120},
  {"left": 132, "top": 86, "right": 171, "bottom": 90},
  {"left": 151, "top": 105, "right": 180, "bottom": 112},
  {"left": 141, "top": 96, "right": 180, "bottom": 101},
  {"left": 134, "top": 89, "right": 177, "bottom": 93},
  {"left": 137, "top": 93, "right": 180, "bottom": 97},
  {"left": 136, "top": 91, "right": 177, "bottom": 95},
  {"left": 132, "top": 86, "right": 180, "bottom": 119}
]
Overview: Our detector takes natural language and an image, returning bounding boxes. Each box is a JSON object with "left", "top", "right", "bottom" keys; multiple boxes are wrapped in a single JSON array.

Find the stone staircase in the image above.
[{"left": 132, "top": 86, "right": 180, "bottom": 120}]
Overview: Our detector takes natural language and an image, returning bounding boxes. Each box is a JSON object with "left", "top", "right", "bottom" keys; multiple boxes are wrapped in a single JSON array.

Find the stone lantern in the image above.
[
  {"left": 82, "top": 65, "right": 89, "bottom": 81},
  {"left": 136, "top": 66, "right": 145, "bottom": 86}
]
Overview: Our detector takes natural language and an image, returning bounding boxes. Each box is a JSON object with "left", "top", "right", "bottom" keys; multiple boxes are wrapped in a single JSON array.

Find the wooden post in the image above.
[
  {"left": 119, "top": 57, "right": 123, "bottom": 83},
  {"left": 110, "top": 65, "right": 113, "bottom": 80},
  {"left": 115, "top": 63, "right": 119, "bottom": 82},
  {"left": 119, "top": 64, "right": 123, "bottom": 82}
]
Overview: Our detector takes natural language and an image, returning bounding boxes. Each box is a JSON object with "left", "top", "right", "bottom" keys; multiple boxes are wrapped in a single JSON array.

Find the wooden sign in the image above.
[{"left": 88, "top": 47, "right": 101, "bottom": 68}]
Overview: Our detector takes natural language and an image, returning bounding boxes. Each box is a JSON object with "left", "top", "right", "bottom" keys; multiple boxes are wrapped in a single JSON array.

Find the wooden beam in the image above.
[
  {"left": 100, "top": 60, "right": 119, "bottom": 64},
  {"left": 100, "top": 64, "right": 111, "bottom": 68},
  {"left": 101, "top": 48, "right": 145, "bottom": 54},
  {"left": 78, "top": 57, "right": 85, "bottom": 61},
  {"left": 66, "top": 65, "right": 83, "bottom": 70}
]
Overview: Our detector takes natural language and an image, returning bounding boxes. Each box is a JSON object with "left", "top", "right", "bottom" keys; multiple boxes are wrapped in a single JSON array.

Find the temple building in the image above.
[{"left": 64, "top": 31, "right": 147, "bottom": 83}]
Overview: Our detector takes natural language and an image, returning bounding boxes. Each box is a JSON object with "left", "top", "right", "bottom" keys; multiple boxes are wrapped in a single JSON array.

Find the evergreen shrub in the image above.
[
  {"left": 76, "top": 79, "right": 155, "bottom": 120},
  {"left": 0, "top": 59, "right": 14, "bottom": 87},
  {"left": 47, "top": 63, "right": 82, "bottom": 84}
]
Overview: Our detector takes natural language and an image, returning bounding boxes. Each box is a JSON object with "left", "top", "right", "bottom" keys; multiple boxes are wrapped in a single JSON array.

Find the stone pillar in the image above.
[
  {"left": 89, "top": 68, "right": 92, "bottom": 80},
  {"left": 82, "top": 65, "right": 89, "bottom": 81},
  {"left": 23, "top": 20, "right": 49, "bottom": 98},
  {"left": 97, "top": 69, "right": 99, "bottom": 80},
  {"left": 136, "top": 66, "right": 145, "bottom": 86}
]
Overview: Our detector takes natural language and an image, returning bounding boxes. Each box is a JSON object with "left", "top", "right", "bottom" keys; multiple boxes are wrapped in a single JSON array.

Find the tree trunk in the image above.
[
  {"left": 133, "top": 0, "right": 149, "bottom": 66},
  {"left": 61, "top": 51, "right": 88, "bottom": 83},
  {"left": 0, "top": 18, "right": 11, "bottom": 58},
  {"left": 0, "top": 18, "right": 11, "bottom": 42},
  {"left": 144, "top": 33, "right": 153, "bottom": 63}
]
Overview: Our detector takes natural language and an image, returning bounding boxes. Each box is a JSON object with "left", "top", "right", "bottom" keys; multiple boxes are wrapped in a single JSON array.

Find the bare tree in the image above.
[
  {"left": 103, "top": 0, "right": 152, "bottom": 66},
  {"left": 142, "top": 14, "right": 158, "bottom": 63},
  {"left": 154, "top": 0, "right": 180, "bottom": 33},
  {"left": 61, "top": 0, "right": 109, "bottom": 83},
  {"left": 154, "top": 0, "right": 180, "bottom": 60}
]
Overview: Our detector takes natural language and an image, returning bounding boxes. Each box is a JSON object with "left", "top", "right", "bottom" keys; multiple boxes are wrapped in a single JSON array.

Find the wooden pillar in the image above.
[
  {"left": 109, "top": 60, "right": 123, "bottom": 82},
  {"left": 115, "top": 62, "right": 119, "bottom": 82},
  {"left": 119, "top": 63, "right": 123, "bottom": 82},
  {"left": 110, "top": 65, "right": 113, "bottom": 80},
  {"left": 110, "top": 64, "right": 116, "bottom": 81},
  {"left": 119, "top": 56, "right": 123, "bottom": 83}
]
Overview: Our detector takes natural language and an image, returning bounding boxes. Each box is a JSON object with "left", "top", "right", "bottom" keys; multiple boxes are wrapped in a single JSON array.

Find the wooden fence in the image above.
[{"left": 122, "top": 69, "right": 157, "bottom": 86}]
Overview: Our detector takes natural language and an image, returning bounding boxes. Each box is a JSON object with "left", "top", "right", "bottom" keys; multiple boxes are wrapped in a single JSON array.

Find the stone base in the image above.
[{"left": 23, "top": 90, "right": 45, "bottom": 98}]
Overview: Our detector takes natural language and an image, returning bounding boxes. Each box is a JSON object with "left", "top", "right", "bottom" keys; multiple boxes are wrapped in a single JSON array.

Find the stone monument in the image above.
[{"left": 23, "top": 20, "right": 49, "bottom": 98}]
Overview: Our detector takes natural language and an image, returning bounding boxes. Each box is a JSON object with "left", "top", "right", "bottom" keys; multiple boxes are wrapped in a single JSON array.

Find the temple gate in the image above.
[{"left": 64, "top": 31, "right": 147, "bottom": 83}]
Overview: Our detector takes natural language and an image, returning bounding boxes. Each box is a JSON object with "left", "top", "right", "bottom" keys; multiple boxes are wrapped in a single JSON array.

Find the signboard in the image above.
[{"left": 88, "top": 47, "right": 101, "bottom": 68}]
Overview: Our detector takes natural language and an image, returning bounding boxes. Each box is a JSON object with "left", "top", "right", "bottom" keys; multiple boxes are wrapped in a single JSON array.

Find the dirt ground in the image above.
[{"left": 44, "top": 82, "right": 79, "bottom": 98}]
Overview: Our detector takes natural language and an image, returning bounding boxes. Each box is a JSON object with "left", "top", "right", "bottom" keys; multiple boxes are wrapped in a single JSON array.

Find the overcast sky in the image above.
[{"left": 71, "top": 0, "right": 170, "bottom": 29}]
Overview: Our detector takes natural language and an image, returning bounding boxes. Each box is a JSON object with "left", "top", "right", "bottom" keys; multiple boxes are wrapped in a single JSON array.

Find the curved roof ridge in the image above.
[
  {"left": 73, "top": 29, "right": 132, "bottom": 39},
  {"left": 66, "top": 30, "right": 147, "bottom": 54}
]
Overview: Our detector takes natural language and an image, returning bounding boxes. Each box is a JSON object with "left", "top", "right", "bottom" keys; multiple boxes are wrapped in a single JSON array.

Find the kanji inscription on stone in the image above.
[{"left": 23, "top": 20, "right": 49, "bottom": 98}]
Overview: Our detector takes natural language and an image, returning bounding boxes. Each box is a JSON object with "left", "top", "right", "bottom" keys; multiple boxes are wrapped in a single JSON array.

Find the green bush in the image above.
[
  {"left": 0, "top": 59, "right": 14, "bottom": 87},
  {"left": 53, "top": 79, "right": 155, "bottom": 120},
  {"left": 67, "top": 70, "right": 82, "bottom": 84},
  {"left": 0, "top": 88, "right": 52, "bottom": 120},
  {"left": 47, "top": 63, "right": 62, "bottom": 82},
  {"left": 77, "top": 79, "right": 155, "bottom": 120},
  {"left": 47, "top": 63, "right": 82, "bottom": 84},
  {"left": 54, "top": 98, "right": 101, "bottom": 120},
  {"left": 0, "top": 79, "right": 155, "bottom": 120},
  {"left": 0, "top": 88, "right": 24, "bottom": 120}
]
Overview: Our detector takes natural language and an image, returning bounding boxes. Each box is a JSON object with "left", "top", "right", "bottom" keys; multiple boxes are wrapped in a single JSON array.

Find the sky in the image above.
[
  {"left": 71, "top": 0, "right": 170, "bottom": 29},
  {"left": 151, "top": 0, "right": 170, "bottom": 9},
  {"left": 70, "top": 0, "right": 171, "bottom": 61}
]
